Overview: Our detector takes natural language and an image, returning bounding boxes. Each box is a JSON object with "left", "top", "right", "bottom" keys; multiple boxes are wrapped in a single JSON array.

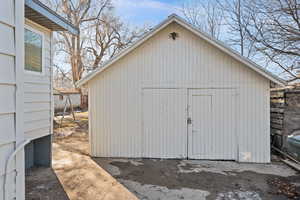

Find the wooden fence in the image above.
[{"left": 271, "top": 85, "right": 300, "bottom": 149}]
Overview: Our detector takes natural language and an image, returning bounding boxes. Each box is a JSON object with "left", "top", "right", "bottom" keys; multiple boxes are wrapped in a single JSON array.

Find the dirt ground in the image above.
[
  {"left": 26, "top": 112, "right": 300, "bottom": 200},
  {"left": 25, "top": 167, "right": 69, "bottom": 200},
  {"left": 26, "top": 112, "right": 137, "bottom": 200}
]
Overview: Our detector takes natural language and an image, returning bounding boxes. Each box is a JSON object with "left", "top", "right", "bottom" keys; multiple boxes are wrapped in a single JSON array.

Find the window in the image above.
[{"left": 24, "top": 28, "right": 43, "bottom": 73}]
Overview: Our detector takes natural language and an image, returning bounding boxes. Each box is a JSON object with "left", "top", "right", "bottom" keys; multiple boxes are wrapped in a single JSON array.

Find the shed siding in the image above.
[
  {"left": 24, "top": 20, "right": 52, "bottom": 140},
  {"left": 0, "top": 0, "right": 24, "bottom": 199},
  {"left": 89, "top": 22, "right": 270, "bottom": 163}
]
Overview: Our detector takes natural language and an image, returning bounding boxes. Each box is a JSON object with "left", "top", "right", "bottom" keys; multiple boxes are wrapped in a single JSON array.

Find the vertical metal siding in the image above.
[
  {"left": 142, "top": 89, "right": 187, "bottom": 158},
  {"left": 188, "top": 89, "right": 237, "bottom": 160},
  {"left": 89, "top": 22, "right": 271, "bottom": 163}
]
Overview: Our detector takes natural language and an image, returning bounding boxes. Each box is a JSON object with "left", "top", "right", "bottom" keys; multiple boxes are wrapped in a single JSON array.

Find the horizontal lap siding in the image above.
[
  {"left": 24, "top": 20, "right": 52, "bottom": 140},
  {"left": 0, "top": 114, "right": 15, "bottom": 146},
  {"left": 0, "top": 54, "right": 15, "bottom": 84},
  {"left": 0, "top": 0, "right": 14, "bottom": 26},
  {"left": 24, "top": 102, "right": 51, "bottom": 113},
  {"left": 0, "top": 171, "right": 16, "bottom": 200},
  {"left": 0, "top": 23, "right": 15, "bottom": 56},
  {"left": 0, "top": 145, "right": 16, "bottom": 176},
  {"left": 0, "top": 85, "right": 15, "bottom": 114},
  {"left": 89, "top": 22, "right": 270, "bottom": 162},
  {"left": 0, "top": 0, "right": 17, "bottom": 198}
]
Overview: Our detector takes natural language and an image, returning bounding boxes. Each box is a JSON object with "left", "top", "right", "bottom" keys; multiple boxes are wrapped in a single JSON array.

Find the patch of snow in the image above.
[
  {"left": 216, "top": 191, "right": 261, "bottom": 200},
  {"left": 36, "top": 185, "right": 46, "bottom": 189},
  {"left": 110, "top": 159, "right": 144, "bottom": 166},
  {"left": 177, "top": 160, "right": 296, "bottom": 177},
  {"left": 105, "top": 163, "right": 121, "bottom": 176},
  {"left": 118, "top": 179, "right": 210, "bottom": 200}
]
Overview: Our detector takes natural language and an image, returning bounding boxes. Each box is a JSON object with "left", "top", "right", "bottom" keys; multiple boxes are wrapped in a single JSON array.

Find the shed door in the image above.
[
  {"left": 188, "top": 89, "right": 237, "bottom": 160},
  {"left": 142, "top": 89, "right": 187, "bottom": 158}
]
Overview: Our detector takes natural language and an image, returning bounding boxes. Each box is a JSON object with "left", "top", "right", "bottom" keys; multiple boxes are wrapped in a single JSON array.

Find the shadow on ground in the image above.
[
  {"left": 52, "top": 113, "right": 137, "bottom": 200},
  {"left": 26, "top": 112, "right": 137, "bottom": 200},
  {"left": 25, "top": 167, "right": 69, "bottom": 200}
]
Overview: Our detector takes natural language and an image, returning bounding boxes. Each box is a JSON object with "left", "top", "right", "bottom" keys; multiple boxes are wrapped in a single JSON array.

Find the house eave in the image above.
[{"left": 25, "top": 0, "right": 79, "bottom": 35}]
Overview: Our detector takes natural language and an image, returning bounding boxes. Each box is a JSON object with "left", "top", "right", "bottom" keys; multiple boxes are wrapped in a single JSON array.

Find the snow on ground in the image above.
[
  {"left": 119, "top": 179, "right": 210, "bottom": 200},
  {"left": 177, "top": 160, "right": 297, "bottom": 177}
]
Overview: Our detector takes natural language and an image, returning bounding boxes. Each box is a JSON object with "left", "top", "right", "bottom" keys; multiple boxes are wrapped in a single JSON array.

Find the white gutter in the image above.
[{"left": 3, "top": 139, "right": 31, "bottom": 200}]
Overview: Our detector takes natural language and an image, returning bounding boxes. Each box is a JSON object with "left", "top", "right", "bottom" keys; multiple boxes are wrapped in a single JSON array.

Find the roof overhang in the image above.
[
  {"left": 76, "top": 14, "right": 286, "bottom": 87},
  {"left": 25, "top": 0, "right": 79, "bottom": 35}
]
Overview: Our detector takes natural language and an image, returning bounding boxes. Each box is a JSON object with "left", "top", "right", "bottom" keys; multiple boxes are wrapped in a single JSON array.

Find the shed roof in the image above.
[
  {"left": 25, "top": 0, "right": 79, "bottom": 35},
  {"left": 76, "top": 14, "right": 286, "bottom": 87}
]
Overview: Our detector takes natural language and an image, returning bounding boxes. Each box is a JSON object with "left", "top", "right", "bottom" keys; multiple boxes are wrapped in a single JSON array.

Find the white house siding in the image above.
[
  {"left": 54, "top": 93, "right": 81, "bottom": 110},
  {"left": 88, "top": 22, "right": 270, "bottom": 163},
  {"left": 24, "top": 20, "right": 52, "bottom": 140},
  {"left": 0, "top": 0, "right": 25, "bottom": 199}
]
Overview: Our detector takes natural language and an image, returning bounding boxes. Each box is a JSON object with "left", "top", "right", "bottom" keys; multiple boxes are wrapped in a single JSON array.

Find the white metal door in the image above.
[
  {"left": 142, "top": 88, "right": 187, "bottom": 158},
  {"left": 188, "top": 89, "right": 237, "bottom": 160}
]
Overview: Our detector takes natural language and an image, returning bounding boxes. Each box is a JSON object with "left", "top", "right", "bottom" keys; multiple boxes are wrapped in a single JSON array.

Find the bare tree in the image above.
[
  {"left": 53, "top": 0, "right": 113, "bottom": 85},
  {"left": 243, "top": 0, "right": 300, "bottom": 81},
  {"left": 53, "top": 64, "right": 73, "bottom": 89},
  {"left": 216, "top": 0, "right": 257, "bottom": 57},
  {"left": 181, "top": 0, "right": 223, "bottom": 39},
  {"left": 45, "top": 0, "right": 146, "bottom": 87},
  {"left": 85, "top": 14, "right": 145, "bottom": 70}
]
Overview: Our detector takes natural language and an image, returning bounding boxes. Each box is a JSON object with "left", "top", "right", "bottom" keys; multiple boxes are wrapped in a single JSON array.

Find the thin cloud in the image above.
[
  {"left": 112, "top": 0, "right": 182, "bottom": 26},
  {"left": 113, "top": 0, "right": 179, "bottom": 12}
]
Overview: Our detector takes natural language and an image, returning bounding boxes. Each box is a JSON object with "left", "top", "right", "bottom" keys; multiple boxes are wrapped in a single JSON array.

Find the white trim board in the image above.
[
  {"left": 24, "top": 23, "right": 46, "bottom": 76},
  {"left": 76, "top": 14, "right": 286, "bottom": 87}
]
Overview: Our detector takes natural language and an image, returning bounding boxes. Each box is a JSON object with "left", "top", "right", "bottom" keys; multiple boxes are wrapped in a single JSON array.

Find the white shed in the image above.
[
  {"left": 0, "top": 1, "right": 77, "bottom": 199},
  {"left": 77, "top": 14, "right": 285, "bottom": 163}
]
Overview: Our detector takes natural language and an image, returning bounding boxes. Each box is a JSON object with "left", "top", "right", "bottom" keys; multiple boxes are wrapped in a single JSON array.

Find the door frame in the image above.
[{"left": 186, "top": 88, "right": 239, "bottom": 160}]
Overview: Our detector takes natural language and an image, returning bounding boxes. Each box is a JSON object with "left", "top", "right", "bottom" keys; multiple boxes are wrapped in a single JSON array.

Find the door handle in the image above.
[{"left": 187, "top": 117, "right": 192, "bottom": 124}]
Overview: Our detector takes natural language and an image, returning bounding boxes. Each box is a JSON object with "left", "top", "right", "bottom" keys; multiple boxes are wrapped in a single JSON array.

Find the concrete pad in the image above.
[
  {"left": 119, "top": 179, "right": 210, "bottom": 200},
  {"left": 94, "top": 158, "right": 300, "bottom": 200}
]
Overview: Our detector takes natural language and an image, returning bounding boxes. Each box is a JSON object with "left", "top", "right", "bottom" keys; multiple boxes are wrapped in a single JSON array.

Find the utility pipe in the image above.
[{"left": 3, "top": 139, "right": 31, "bottom": 200}]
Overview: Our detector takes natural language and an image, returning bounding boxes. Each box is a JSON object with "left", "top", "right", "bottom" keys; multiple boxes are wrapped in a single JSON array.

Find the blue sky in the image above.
[
  {"left": 110, "top": 0, "right": 288, "bottom": 78},
  {"left": 112, "top": 0, "right": 183, "bottom": 26},
  {"left": 53, "top": 0, "right": 286, "bottom": 79},
  {"left": 54, "top": 0, "right": 184, "bottom": 73}
]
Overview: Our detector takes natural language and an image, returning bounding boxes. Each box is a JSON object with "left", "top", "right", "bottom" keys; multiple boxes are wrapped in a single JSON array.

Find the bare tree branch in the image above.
[
  {"left": 243, "top": 0, "right": 300, "bottom": 81},
  {"left": 181, "top": 0, "right": 223, "bottom": 39}
]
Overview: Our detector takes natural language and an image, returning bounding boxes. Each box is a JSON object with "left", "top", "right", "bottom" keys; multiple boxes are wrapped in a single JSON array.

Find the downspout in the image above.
[{"left": 3, "top": 139, "right": 31, "bottom": 200}]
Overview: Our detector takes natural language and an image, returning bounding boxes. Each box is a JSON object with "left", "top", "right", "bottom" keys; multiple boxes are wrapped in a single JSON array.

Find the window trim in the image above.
[{"left": 24, "top": 24, "right": 45, "bottom": 76}]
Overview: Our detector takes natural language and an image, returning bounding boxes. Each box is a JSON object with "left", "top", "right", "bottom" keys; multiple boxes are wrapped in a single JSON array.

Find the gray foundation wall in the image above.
[{"left": 25, "top": 135, "right": 52, "bottom": 169}]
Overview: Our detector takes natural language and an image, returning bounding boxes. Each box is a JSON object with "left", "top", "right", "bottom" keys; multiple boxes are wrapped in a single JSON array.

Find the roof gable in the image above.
[{"left": 76, "top": 14, "right": 286, "bottom": 87}]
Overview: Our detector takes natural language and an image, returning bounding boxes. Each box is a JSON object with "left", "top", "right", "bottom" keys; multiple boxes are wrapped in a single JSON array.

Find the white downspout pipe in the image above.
[{"left": 3, "top": 139, "right": 31, "bottom": 200}]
